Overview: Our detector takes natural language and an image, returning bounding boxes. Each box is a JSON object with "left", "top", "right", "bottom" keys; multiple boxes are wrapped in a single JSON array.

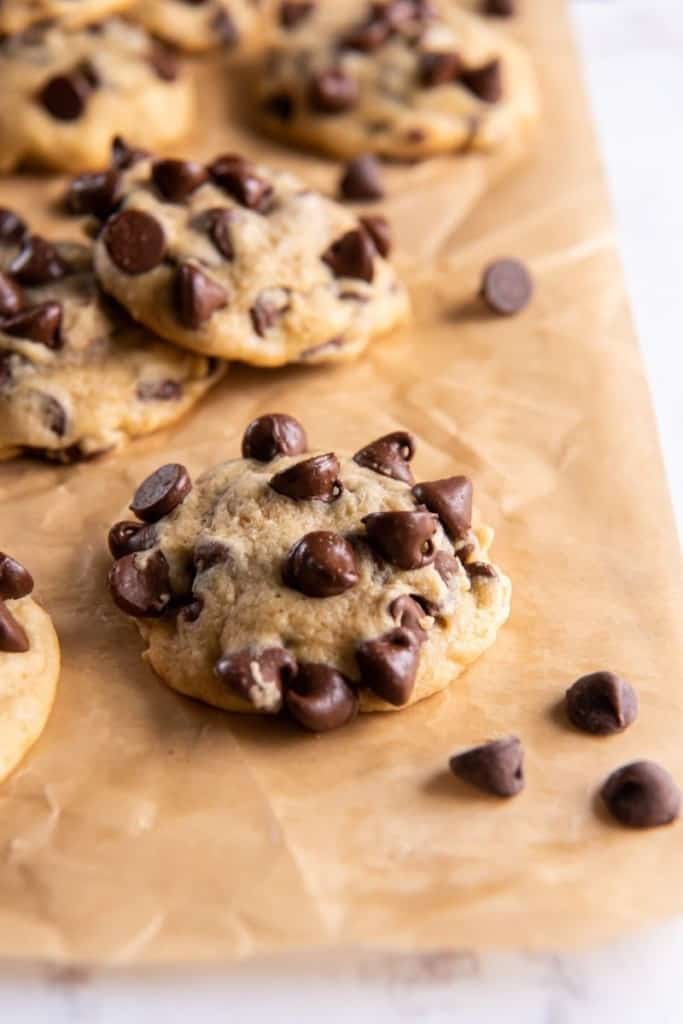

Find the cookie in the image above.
[
  {"left": 128, "top": 0, "right": 266, "bottom": 53},
  {"left": 256, "top": 0, "right": 539, "bottom": 160},
  {"left": 0, "top": 0, "right": 135, "bottom": 33},
  {"left": 0, "top": 552, "right": 60, "bottom": 782},
  {"left": 0, "top": 20, "right": 194, "bottom": 173},
  {"left": 0, "top": 224, "right": 225, "bottom": 461},
  {"left": 106, "top": 415, "right": 511, "bottom": 731},
  {"left": 80, "top": 148, "right": 409, "bottom": 367}
]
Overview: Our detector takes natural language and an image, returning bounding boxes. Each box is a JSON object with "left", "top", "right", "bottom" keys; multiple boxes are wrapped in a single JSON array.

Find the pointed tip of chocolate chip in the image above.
[
  {"left": 66, "top": 169, "right": 122, "bottom": 220},
  {"left": 449, "top": 736, "right": 524, "bottom": 797},
  {"left": 3, "top": 301, "right": 63, "bottom": 348},
  {"left": 353, "top": 430, "right": 415, "bottom": 483},
  {"left": 356, "top": 626, "right": 421, "bottom": 706},
  {"left": 0, "top": 602, "right": 30, "bottom": 653},
  {"left": 359, "top": 215, "right": 392, "bottom": 258},
  {"left": 565, "top": 671, "right": 638, "bottom": 735},
  {"left": 339, "top": 154, "right": 385, "bottom": 202},
  {"left": 411, "top": 476, "right": 472, "bottom": 541},
  {"left": 601, "top": 761, "right": 681, "bottom": 828},
  {"left": 0, "top": 552, "right": 34, "bottom": 600},
  {"left": 174, "top": 262, "right": 228, "bottom": 329},
  {"left": 322, "top": 228, "right": 375, "bottom": 282},
  {"left": 461, "top": 59, "right": 503, "bottom": 103}
]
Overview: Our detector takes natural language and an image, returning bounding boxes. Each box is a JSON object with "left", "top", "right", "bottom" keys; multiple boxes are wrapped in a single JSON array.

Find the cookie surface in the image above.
[
  {"left": 106, "top": 416, "right": 511, "bottom": 730},
  {"left": 256, "top": 0, "right": 538, "bottom": 160},
  {"left": 0, "top": 553, "right": 60, "bottom": 782},
  {"left": 0, "top": 20, "right": 194, "bottom": 173},
  {"left": 0, "top": 224, "right": 224, "bottom": 461},
  {"left": 128, "top": 0, "right": 266, "bottom": 53},
  {"left": 0, "top": 0, "right": 135, "bottom": 33},
  {"left": 86, "top": 150, "right": 409, "bottom": 367}
]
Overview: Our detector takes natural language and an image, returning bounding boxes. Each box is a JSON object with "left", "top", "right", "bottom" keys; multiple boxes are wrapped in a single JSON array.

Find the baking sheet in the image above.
[{"left": 1, "top": 0, "right": 683, "bottom": 963}]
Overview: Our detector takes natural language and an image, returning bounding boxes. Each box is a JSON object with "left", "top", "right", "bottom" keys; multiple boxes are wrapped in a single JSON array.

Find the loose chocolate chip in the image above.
[
  {"left": 419, "top": 51, "right": 462, "bottom": 88},
  {"left": 412, "top": 476, "right": 472, "bottom": 541},
  {"left": 209, "top": 155, "right": 274, "bottom": 213},
  {"left": 461, "top": 59, "right": 503, "bottom": 103},
  {"left": 601, "top": 761, "right": 681, "bottom": 828},
  {"left": 389, "top": 594, "right": 428, "bottom": 639},
  {"left": 111, "top": 136, "right": 148, "bottom": 170},
  {"left": 38, "top": 69, "right": 91, "bottom": 120},
  {"left": 309, "top": 69, "right": 359, "bottom": 114},
  {"left": 434, "top": 550, "right": 459, "bottom": 585},
  {"left": 107, "top": 521, "right": 157, "bottom": 560},
  {"left": 339, "top": 154, "right": 384, "bottom": 202},
  {"left": 449, "top": 736, "right": 525, "bottom": 797},
  {"left": 3, "top": 301, "right": 62, "bottom": 348},
  {"left": 283, "top": 530, "right": 359, "bottom": 597},
  {"left": 286, "top": 662, "right": 358, "bottom": 731},
  {"left": 353, "top": 430, "right": 415, "bottom": 483},
  {"left": 103, "top": 210, "right": 166, "bottom": 275},
  {"left": 136, "top": 379, "right": 183, "bottom": 401},
  {"left": 130, "top": 463, "right": 192, "bottom": 522},
  {"left": 270, "top": 452, "right": 342, "bottom": 502},
  {"left": 0, "top": 208, "right": 27, "bottom": 244},
  {"left": 565, "top": 671, "right": 638, "bottom": 736},
  {"left": 0, "top": 271, "right": 25, "bottom": 318},
  {"left": 356, "top": 626, "right": 421, "bottom": 706},
  {"left": 322, "top": 228, "right": 375, "bottom": 282},
  {"left": 0, "top": 552, "right": 34, "bottom": 600},
  {"left": 9, "top": 235, "right": 66, "bottom": 285},
  {"left": 41, "top": 394, "right": 67, "bottom": 436},
  {"left": 212, "top": 9, "right": 239, "bottom": 45},
  {"left": 263, "top": 92, "right": 295, "bottom": 121},
  {"left": 242, "top": 413, "right": 307, "bottom": 461},
  {"left": 483, "top": 0, "right": 515, "bottom": 15},
  {"left": 148, "top": 42, "right": 178, "bottom": 81},
  {"left": 202, "top": 208, "right": 235, "bottom": 260},
  {"left": 108, "top": 549, "right": 172, "bottom": 618},
  {"left": 215, "top": 646, "right": 297, "bottom": 712},
  {"left": 279, "top": 1, "right": 315, "bottom": 28},
  {"left": 174, "top": 263, "right": 228, "bottom": 329},
  {"left": 152, "top": 159, "right": 209, "bottom": 203},
  {"left": 481, "top": 258, "right": 533, "bottom": 316},
  {"left": 0, "top": 601, "right": 29, "bottom": 653},
  {"left": 363, "top": 509, "right": 437, "bottom": 570},
  {"left": 360, "top": 214, "right": 392, "bottom": 258},
  {"left": 193, "top": 537, "right": 231, "bottom": 573},
  {"left": 65, "top": 169, "right": 123, "bottom": 220}
]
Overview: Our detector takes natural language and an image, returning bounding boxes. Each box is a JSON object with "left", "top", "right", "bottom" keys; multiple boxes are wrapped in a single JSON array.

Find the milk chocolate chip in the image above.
[
  {"left": 66, "top": 169, "right": 122, "bottom": 219},
  {"left": 363, "top": 510, "right": 437, "bottom": 569},
  {"left": 601, "top": 761, "right": 681, "bottom": 828},
  {"left": 3, "top": 301, "right": 62, "bottom": 348},
  {"left": 0, "top": 552, "right": 34, "bottom": 600},
  {"left": 130, "top": 463, "right": 192, "bottom": 522},
  {"left": 209, "top": 155, "right": 274, "bottom": 213},
  {"left": 412, "top": 476, "right": 472, "bottom": 540},
  {"left": 0, "top": 208, "right": 26, "bottom": 244},
  {"left": 174, "top": 263, "right": 228, "bottom": 329},
  {"left": 481, "top": 258, "right": 533, "bottom": 315},
  {"left": 286, "top": 663, "right": 358, "bottom": 732},
  {"left": 152, "top": 159, "right": 209, "bottom": 203},
  {"left": 107, "top": 521, "right": 157, "bottom": 560},
  {"left": 283, "top": 531, "right": 359, "bottom": 597},
  {"left": 389, "top": 594, "right": 428, "bottom": 639},
  {"left": 353, "top": 431, "right": 415, "bottom": 483},
  {"left": 356, "top": 626, "right": 421, "bottom": 706},
  {"left": 339, "top": 155, "right": 384, "bottom": 201},
  {"left": 434, "top": 550, "right": 460, "bottom": 585},
  {"left": 270, "top": 453, "right": 341, "bottom": 501},
  {"left": 322, "top": 228, "right": 375, "bottom": 282},
  {"left": 242, "top": 413, "right": 307, "bottom": 461},
  {"left": 108, "top": 549, "right": 172, "bottom": 618},
  {"left": 419, "top": 51, "right": 462, "bottom": 88},
  {"left": 309, "top": 68, "right": 359, "bottom": 114},
  {"left": 279, "top": 1, "right": 315, "bottom": 28},
  {"left": 10, "top": 235, "right": 66, "bottom": 285},
  {"left": 215, "top": 646, "right": 296, "bottom": 712},
  {"left": 461, "top": 59, "right": 503, "bottom": 103},
  {"left": 449, "top": 736, "right": 525, "bottom": 797},
  {"left": 565, "top": 671, "right": 638, "bottom": 736},
  {"left": 202, "top": 208, "right": 234, "bottom": 260},
  {"left": 38, "top": 67, "right": 93, "bottom": 120},
  {"left": 360, "top": 214, "right": 392, "bottom": 258},
  {"left": 0, "top": 602, "right": 29, "bottom": 653},
  {"left": 103, "top": 210, "right": 165, "bottom": 275},
  {"left": 0, "top": 271, "right": 26, "bottom": 318}
]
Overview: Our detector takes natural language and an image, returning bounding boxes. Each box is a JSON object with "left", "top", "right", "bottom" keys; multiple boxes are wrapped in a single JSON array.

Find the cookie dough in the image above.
[
  {"left": 0, "top": 225, "right": 225, "bottom": 461},
  {"left": 256, "top": 0, "right": 539, "bottom": 160},
  {"left": 106, "top": 414, "right": 511, "bottom": 730},
  {"left": 0, "top": 0, "right": 135, "bottom": 33},
  {"left": 82, "top": 149, "right": 409, "bottom": 367},
  {"left": 0, "top": 19, "right": 195, "bottom": 173},
  {"left": 128, "top": 0, "right": 266, "bottom": 53},
  {"left": 0, "top": 552, "right": 60, "bottom": 782}
]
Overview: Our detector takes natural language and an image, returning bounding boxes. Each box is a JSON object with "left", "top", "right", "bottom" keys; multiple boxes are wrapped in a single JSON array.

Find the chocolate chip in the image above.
[
  {"left": 466, "top": 561, "right": 496, "bottom": 578},
  {"left": 339, "top": 155, "right": 384, "bottom": 201},
  {"left": 111, "top": 136, "right": 148, "bottom": 170},
  {"left": 341, "top": 15, "right": 392, "bottom": 52},
  {"left": 353, "top": 430, "right": 415, "bottom": 483},
  {"left": 309, "top": 69, "right": 359, "bottom": 114},
  {"left": 107, "top": 521, "right": 157, "bottom": 560},
  {"left": 193, "top": 537, "right": 231, "bottom": 573},
  {"left": 356, "top": 626, "right": 421, "bottom": 705},
  {"left": 38, "top": 68, "right": 92, "bottom": 120},
  {"left": 279, "top": 1, "right": 315, "bottom": 28},
  {"left": 3, "top": 301, "right": 62, "bottom": 348},
  {"left": 174, "top": 263, "right": 228, "bottom": 329},
  {"left": 270, "top": 452, "right": 342, "bottom": 502},
  {"left": 419, "top": 51, "right": 462, "bottom": 88},
  {"left": 0, "top": 552, "right": 34, "bottom": 600},
  {"left": 481, "top": 258, "right": 533, "bottom": 315},
  {"left": 103, "top": 210, "right": 166, "bottom": 275},
  {"left": 263, "top": 92, "right": 295, "bottom": 121},
  {"left": 322, "top": 228, "right": 375, "bottom": 282},
  {"left": 9, "top": 235, "right": 66, "bottom": 285},
  {"left": 0, "top": 207, "right": 27, "bottom": 244},
  {"left": 136, "top": 379, "right": 183, "bottom": 401},
  {"left": 148, "top": 42, "right": 178, "bottom": 81},
  {"left": 152, "top": 159, "right": 209, "bottom": 203},
  {"left": 130, "top": 463, "right": 192, "bottom": 522},
  {"left": 389, "top": 594, "right": 428, "bottom": 639},
  {"left": 0, "top": 271, "right": 26, "bottom": 318},
  {"left": 286, "top": 663, "right": 358, "bottom": 731},
  {"left": 363, "top": 510, "right": 437, "bottom": 570},
  {"left": 449, "top": 736, "right": 524, "bottom": 797},
  {"left": 201, "top": 208, "right": 234, "bottom": 259},
  {"left": 283, "top": 530, "right": 359, "bottom": 597},
  {"left": 209, "top": 155, "right": 274, "bottom": 213},
  {"left": 212, "top": 9, "right": 238, "bottom": 44},
  {"left": 214, "top": 646, "right": 296, "bottom": 712},
  {"left": 412, "top": 476, "right": 472, "bottom": 541},
  {"left": 360, "top": 214, "right": 392, "bottom": 258},
  {"left": 242, "top": 413, "right": 307, "bottom": 461},
  {"left": 108, "top": 549, "right": 172, "bottom": 618},
  {"left": 250, "top": 290, "right": 289, "bottom": 336},
  {"left": 565, "top": 671, "right": 638, "bottom": 736},
  {"left": 601, "top": 761, "right": 681, "bottom": 828},
  {"left": 65, "top": 169, "right": 123, "bottom": 220},
  {"left": 461, "top": 59, "right": 503, "bottom": 103},
  {"left": 483, "top": 0, "right": 515, "bottom": 15},
  {"left": 0, "top": 602, "right": 29, "bottom": 653},
  {"left": 41, "top": 394, "right": 67, "bottom": 436},
  {"left": 180, "top": 597, "right": 203, "bottom": 623},
  {"left": 434, "top": 550, "right": 459, "bottom": 585}
]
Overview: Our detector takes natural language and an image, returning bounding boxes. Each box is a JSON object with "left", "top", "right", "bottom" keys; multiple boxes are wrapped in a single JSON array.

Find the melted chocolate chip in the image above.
[
  {"left": 209, "top": 155, "right": 274, "bottom": 213},
  {"left": 283, "top": 530, "right": 359, "bottom": 597},
  {"left": 0, "top": 208, "right": 27, "bottom": 244},
  {"left": 136, "top": 379, "right": 183, "bottom": 401},
  {"left": 214, "top": 646, "right": 296, "bottom": 712},
  {"left": 339, "top": 154, "right": 384, "bottom": 201},
  {"left": 466, "top": 561, "right": 496, "bottom": 579},
  {"left": 242, "top": 413, "right": 307, "bottom": 461},
  {"left": 449, "top": 737, "right": 525, "bottom": 797},
  {"left": 9, "top": 235, "right": 66, "bottom": 285},
  {"left": 341, "top": 15, "right": 392, "bottom": 52},
  {"left": 434, "top": 550, "right": 459, "bottom": 585},
  {"left": 360, "top": 214, "right": 392, "bottom": 258},
  {"left": 270, "top": 452, "right": 342, "bottom": 502},
  {"left": 263, "top": 92, "right": 295, "bottom": 121},
  {"left": 130, "top": 463, "right": 192, "bottom": 522},
  {"left": 389, "top": 594, "right": 429, "bottom": 639},
  {"left": 193, "top": 538, "right": 231, "bottom": 573},
  {"left": 356, "top": 626, "right": 421, "bottom": 706},
  {"left": 107, "top": 521, "right": 157, "bottom": 560},
  {"left": 250, "top": 291, "right": 289, "bottom": 336},
  {"left": 3, "top": 301, "right": 62, "bottom": 348},
  {"left": 322, "top": 228, "right": 375, "bottom": 282},
  {"left": 174, "top": 263, "right": 228, "bottom": 329},
  {"left": 363, "top": 510, "right": 437, "bottom": 569},
  {"left": 565, "top": 671, "right": 638, "bottom": 736},
  {"left": 38, "top": 67, "right": 93, "bottom": 120},
  {"left": 152, "top": 159, "right": 209, "bottom": 203},
  {"left": 0, "top": 601, "right": 29, "bottom": 653},
  {"left": 308, "top": 68, "right": 359, "bottom": 114},
  {"left": 481, "top": 258, "right": 533, "bottom": 316},
  {"left": 601, "top": 761, "right": 681, "bottom": 828},
  {"left": 461, "top": 59, "right": 503, "bottom": 103},
  {"left": 419, "top": 51, "right": 462, "bottom": 88},
  {"left": 0, "top": 552, "right": 34, "bottom": 600},
  {"left": 148, "top": 41, "right": 179, "bottom": 81},
  {"left": 108, "top": 549, "right": 172, "bottom": 618},
  {"left": 103, "top": 210, "right": 166, "bottom": 275},
  {"left": 353, "top": 430, "right": 415, "bottom": 483},
  {"left": 66, "top": 169, "right": 123, "bottom": 220},
  {"left": 412, "top": 476, "right": 472, "bottom": 540},
  {"left": 279, "top": 1, "right": 315, "bottom": 28},
  {"left": 286, "top": 663, "right": 358, "bottom": 732},
  {"left": 0, "top": 271, "right": 26, "bottom": 318}
]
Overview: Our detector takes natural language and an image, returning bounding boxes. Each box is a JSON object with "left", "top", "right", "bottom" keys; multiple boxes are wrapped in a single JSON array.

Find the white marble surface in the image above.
[{"left": 6, "top": 1, "right": 683, "bottom": 1019}]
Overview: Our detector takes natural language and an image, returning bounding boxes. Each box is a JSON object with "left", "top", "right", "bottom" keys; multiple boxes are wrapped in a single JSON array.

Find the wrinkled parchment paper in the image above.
[{"left": 1, "top": 0, "right": 682, "bottom": 964}]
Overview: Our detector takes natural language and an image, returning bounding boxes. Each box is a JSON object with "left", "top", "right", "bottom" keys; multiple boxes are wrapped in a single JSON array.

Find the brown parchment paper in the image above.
[{"left": 1, "top": 0, "right": 682, "bottom": 964}]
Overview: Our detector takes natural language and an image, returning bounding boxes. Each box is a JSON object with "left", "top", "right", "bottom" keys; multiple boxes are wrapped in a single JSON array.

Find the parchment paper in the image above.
[{"left": 1, "top": 0, "right": 682, "bottom": 964}]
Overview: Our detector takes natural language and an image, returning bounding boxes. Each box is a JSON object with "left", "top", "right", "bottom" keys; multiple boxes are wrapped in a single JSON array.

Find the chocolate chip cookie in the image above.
[
  {"left": 256, "top": 0, "right": 539, "bottom": 160},
  {"left": 128, "top": 0, "right": 266, "bottom": 53},
  {"left": 106, "top": 415, "right": 511, "bottom": 731},
  {"left": 80, "top": 148, "right": 409, "bottom": 366},
  {"left": 0, "top": 552, "right": 60, "bottom": 781},
  {"left": 0, "top": 19, "right": 194, "bottom": 173},
  {"left": 0, "top": 0, "right": 135, "bottom": 33},
  {"left": 0, "top": 224, "right": 224, "bottom": 461}
]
